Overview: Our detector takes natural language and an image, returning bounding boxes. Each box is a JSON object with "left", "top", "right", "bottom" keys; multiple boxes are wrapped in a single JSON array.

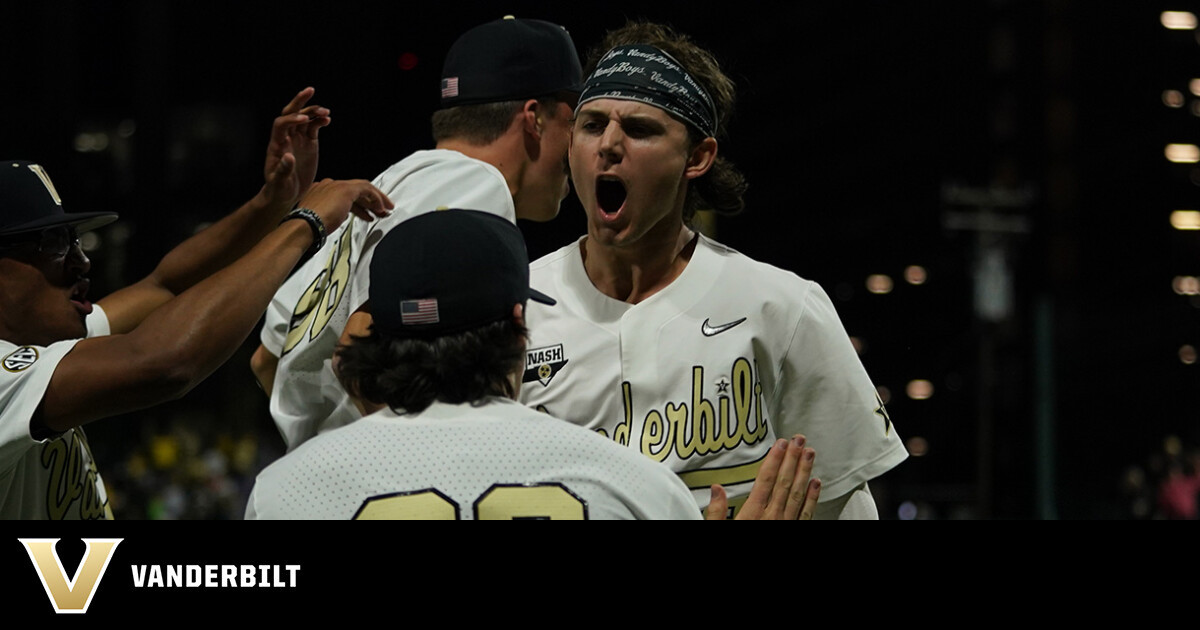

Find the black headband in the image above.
[{"left": 576, "top": 44, "right": 718, "bottom": 138}]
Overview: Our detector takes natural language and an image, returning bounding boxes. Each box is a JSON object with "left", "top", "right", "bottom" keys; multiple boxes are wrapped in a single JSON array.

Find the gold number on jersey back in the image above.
[
  {"left": 354, "top": 484, "right": 587, "bottom": 520},
  {"left": 282, "top": 232, "right": 352, "bottom": 355}
]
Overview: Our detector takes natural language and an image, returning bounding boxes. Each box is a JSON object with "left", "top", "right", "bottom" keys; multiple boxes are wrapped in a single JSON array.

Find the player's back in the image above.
[
  {"left": 261, "top": 150, "right": 518, "bottom": 451},
  {"left": 244, "top": 397, "right": 701, "bottom": 520}
]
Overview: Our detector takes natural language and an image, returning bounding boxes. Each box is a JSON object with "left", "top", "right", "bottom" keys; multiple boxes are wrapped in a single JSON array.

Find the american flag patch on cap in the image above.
[
  {"left": 401, "top": 298, "right": 440, "bottom": 325},
  {"left": 441, "top": 77, "right": 459, "bottom": 98}
]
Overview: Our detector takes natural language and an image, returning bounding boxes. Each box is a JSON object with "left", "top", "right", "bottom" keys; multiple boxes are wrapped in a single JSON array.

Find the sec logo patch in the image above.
[{"left": 3, "top": 347, "right": 39, "bottom": 372}]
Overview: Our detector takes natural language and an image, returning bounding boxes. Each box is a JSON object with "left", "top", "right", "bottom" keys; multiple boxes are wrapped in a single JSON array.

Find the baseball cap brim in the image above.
[
  {"left": 0, "top": 211, "right": 118, "bottom": 237},
  {"left": 530, "top": 287, "right": 556, "bottom": 307},
  {"left": 1, "top": 160, "right": 119, "bottom": 237}
]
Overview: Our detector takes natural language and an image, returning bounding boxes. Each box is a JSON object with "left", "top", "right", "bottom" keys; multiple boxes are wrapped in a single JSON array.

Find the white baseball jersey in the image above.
[
  {"left": 0, "top": 307, "right": 113, "bottom": 520},
  {"left": 244, "top": 397, "right": 701, "bottom": 520},
  {"left": 518, "top": 235, "right": 908, "bottom": 514},
  {"left": 261, "top": 150, "right": 517, "bottom": 451}
]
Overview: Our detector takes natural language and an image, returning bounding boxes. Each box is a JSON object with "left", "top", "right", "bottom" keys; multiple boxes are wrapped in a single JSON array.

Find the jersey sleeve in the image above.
[
  {"left": 243, "top": 484, "right": 262, "bottom": 519},
  {"left": 0, "top": 341, "right": 80, "bottom": 474},
  {"left": 260, "top": 282, "right": 292, "bottom": 357},
  {"left": 769, "top": 283, "right": 908, "bottom": 502},
  {"left": 86, "top": 304, "right": 110, "bottom": 338}
]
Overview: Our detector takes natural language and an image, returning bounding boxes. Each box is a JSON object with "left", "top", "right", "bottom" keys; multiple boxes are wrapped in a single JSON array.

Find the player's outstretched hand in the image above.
[
  {"left": 705, "top": 435, "right": 821, "bottom": 520},
  {"left": 297, "top": 178, "right": 392, "bottom": 235},
  {"left": 262, "top": 87, "right": 332, "bottom": 208}
]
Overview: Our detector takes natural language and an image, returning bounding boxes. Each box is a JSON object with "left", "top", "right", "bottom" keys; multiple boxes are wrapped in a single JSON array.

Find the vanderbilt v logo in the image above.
[{"left": 19, "top": 538, "right": 122, "bottom": 614}]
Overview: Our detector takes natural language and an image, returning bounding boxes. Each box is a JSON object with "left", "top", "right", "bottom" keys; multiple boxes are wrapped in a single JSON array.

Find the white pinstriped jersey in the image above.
[
  {"left": 245, "top": 398, "right": 701, "bottom": 520},
  {"left": 261, "top": 150, "right": 516, "bottom": 452},
  {"left": 518, "top": 235, "right": 908, "bottom": 515},
  {"left": 0, "top": 307, "right": 112, "bottom": 519}
]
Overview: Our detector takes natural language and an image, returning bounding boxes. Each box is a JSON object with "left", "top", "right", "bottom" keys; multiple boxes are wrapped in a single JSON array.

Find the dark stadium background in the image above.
[{"left": 6, "top": 1, "right": 1198, "bottom": 519}]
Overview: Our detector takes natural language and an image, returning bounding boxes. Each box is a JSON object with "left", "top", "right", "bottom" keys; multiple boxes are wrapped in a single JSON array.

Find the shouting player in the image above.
[
  {"left": 245, "top": 210, "right": 821, "bottom": 520},
  {"left": 0, "top": 89, "right": 392, "bottom": 519},
  {"left": 253, "top": 16, "right": 583, "bottom": 451},
  {"left": 517, "top": 22, "right": 908, "bottom": 519}
]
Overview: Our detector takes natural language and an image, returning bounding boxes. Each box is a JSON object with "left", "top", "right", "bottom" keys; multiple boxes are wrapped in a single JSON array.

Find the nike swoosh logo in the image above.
[{"left": 701, "top": 317, "right": 747, "bottom": 337}]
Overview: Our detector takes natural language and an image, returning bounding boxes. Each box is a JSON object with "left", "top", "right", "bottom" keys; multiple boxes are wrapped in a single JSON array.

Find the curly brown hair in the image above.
[{"left": 335, "top": 317, "right": 528, "bottom": 414}]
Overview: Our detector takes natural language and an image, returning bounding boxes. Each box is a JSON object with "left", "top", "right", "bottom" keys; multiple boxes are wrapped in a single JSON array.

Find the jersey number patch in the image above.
[
  {"left": 282, "top": 232, "right": 352, "bottom": 356},
  {"left": 353, "top": 483, "right": 588, "bottom": 520}
]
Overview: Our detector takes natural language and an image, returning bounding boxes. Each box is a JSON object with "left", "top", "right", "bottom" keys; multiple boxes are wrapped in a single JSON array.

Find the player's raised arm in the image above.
[
  {"left": 37, "top": 177, "right": 392, "bottom": 432},
  {"left": 99, "top": 88, "right": 332, "bottom": 334},
  {"left": 706, "top": 435, "right": 822, "bottom": 520}
]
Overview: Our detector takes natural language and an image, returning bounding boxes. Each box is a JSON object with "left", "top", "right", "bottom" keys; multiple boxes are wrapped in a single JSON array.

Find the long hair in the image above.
[
  {"left": 584, "top": 21, "right": 748, "bottom": 224},
  {"left": 335, "top": 317, "right": 528, "bottom": 414}
]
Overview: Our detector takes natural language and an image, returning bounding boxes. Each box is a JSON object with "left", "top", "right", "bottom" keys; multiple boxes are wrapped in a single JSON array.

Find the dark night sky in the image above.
[{"left": 6, "top": 1, "right": 1198, "bottom": 518}]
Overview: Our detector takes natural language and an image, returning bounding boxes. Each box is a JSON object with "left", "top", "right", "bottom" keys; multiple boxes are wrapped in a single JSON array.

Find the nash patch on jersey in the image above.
[
  {"left": 523, "top": 344, "right": 568, "bottom": 387},
  {"left": 3, "top": 346, "right": 39, "bottom": 372}
]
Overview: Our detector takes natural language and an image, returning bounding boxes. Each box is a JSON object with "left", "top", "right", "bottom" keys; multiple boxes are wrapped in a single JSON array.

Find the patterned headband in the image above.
[{"left": 576, "top": 44, "right": 719, "bottom": 138}]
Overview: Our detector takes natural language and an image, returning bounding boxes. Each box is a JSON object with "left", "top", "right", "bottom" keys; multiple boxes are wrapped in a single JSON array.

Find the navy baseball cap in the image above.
[
  {"left": 0, "top": 160, "right": 117, "bottom": 237},
  {"left": 370, "top": 210, "right": 555, "bottom": 338},
  {"left": 439, "top": 16, "right": 582, "bottom": 108}
]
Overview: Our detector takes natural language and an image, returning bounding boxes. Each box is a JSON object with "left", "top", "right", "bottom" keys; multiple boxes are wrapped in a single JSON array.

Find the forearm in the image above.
[
  {"left": 43, "top": 177, "right": 389, "bottom": 431},
  {"left": 150, "top": 189, "right": 291, "bottom": 294},
  {"left": 99, "top": 191, "right": 294, "bottom": 334},
  {"left": 41, "top": 221, "right": 313, "bottom": 431},
  {"left": 136, "top": 220, "right": 310, "bottom": 383}
]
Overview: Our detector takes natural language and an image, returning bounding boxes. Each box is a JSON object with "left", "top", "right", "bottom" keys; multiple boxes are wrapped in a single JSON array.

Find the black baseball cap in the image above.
[
  {"left": 439, "top": 16, "right": 582, "bottom": 108},
  {"left": 0, "top": 160, "right": 117, "bottom": 237},
  {"left": 370, "top": 210, "right": 555, "bottom": 338}
]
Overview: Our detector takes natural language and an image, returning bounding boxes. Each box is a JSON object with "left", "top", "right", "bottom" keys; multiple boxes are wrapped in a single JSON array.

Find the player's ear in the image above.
[
  {"left": 511, "top": 303, "right": 525, "bottom": 330},
  {"left": 684, "top": 137, "right": 718, "bottom": 180},
  {"left": 522, "top": 100, "right": 542, "bottom": 139}
]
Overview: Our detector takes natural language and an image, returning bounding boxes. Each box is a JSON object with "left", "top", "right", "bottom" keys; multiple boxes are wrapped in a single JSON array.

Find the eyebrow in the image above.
[{"left": 576, "top": 107, "right": 667, "bottom": 129}]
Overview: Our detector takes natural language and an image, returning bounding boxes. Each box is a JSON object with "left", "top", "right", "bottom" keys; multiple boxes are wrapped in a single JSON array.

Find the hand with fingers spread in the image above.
[
  {"left": 262, "top": 87, "right": 332, "bottom": 208},
  {"left": 297, "top": 178, "right": 393, "bottom": 236},
  {"left": 706, "top": 434, "right": 822, "bottom": 520}
]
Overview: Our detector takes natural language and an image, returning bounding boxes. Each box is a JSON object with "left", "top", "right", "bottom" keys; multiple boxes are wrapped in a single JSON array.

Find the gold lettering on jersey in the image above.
[
  {"left": 619, "top": 357, "right": 768, "bottom": 464},
  {"left": 608, "top": 382, "right": 632, "bottom": 446},
  {"left": 282, "top": 231, "right": 352, "bottom": 355},
  {"left": 41, "top": 431, "right": 110, "bottom": 520},
  {"left": 642, "top": 409, "right": 668, "bottom": 461}
]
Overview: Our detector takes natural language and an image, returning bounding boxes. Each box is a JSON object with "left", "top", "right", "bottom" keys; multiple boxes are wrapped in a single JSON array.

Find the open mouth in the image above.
[
  {"left": 70, "top": 279, "right": 93, "bottom": 315},
  {"left": 596, "top": 177, "right": 627, "bottom": 216}
]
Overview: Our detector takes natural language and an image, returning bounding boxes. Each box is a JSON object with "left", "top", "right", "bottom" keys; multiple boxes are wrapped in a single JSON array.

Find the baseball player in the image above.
[
  {"left": 252, "top": 17, "right": 584, "bottom": 452},
  {"left": 245, "top": 210, "right": 821, "bottom": 520},
  {"left": 0, "top": 89, "right": 392, "bottom": 519},
  {"left": 517, "top": 22, "right": 908, "bottom": 519}
]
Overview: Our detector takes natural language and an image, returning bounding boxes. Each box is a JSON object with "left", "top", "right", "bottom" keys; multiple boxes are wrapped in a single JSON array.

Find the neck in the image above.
[
  {"left": 437, "top": 136, "right": 526, "bottom": 209},
  {"left": 582, "top": 223, "right": 698, "bottom": 304}
]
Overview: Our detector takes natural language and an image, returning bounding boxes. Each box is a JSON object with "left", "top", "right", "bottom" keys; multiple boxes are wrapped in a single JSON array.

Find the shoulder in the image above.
[
  {"left": 374, "top": 150, "right": 505, "bottom": 193},
  {"left": 0, "top": 339, "right": 80, "bottom": 384},
  {"left": 0, "top": 339, "right": 81, "bottom": 448},
  {"left": 530, "top": 238, "right": 583, "bottom": 273},
  {"left": 700, "top": 235, "right": 817, "bottom": 289},
  {"left": 251, "top": 416, "right": 368, "bottom": 490},
  {"left": 696, "top": 235, "right": 826, "bottom": 314}
]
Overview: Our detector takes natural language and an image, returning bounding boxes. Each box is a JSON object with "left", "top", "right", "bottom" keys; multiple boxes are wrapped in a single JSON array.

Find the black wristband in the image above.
[{"left": 279, "top": 207, "right": 327, "bottom": 260}]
